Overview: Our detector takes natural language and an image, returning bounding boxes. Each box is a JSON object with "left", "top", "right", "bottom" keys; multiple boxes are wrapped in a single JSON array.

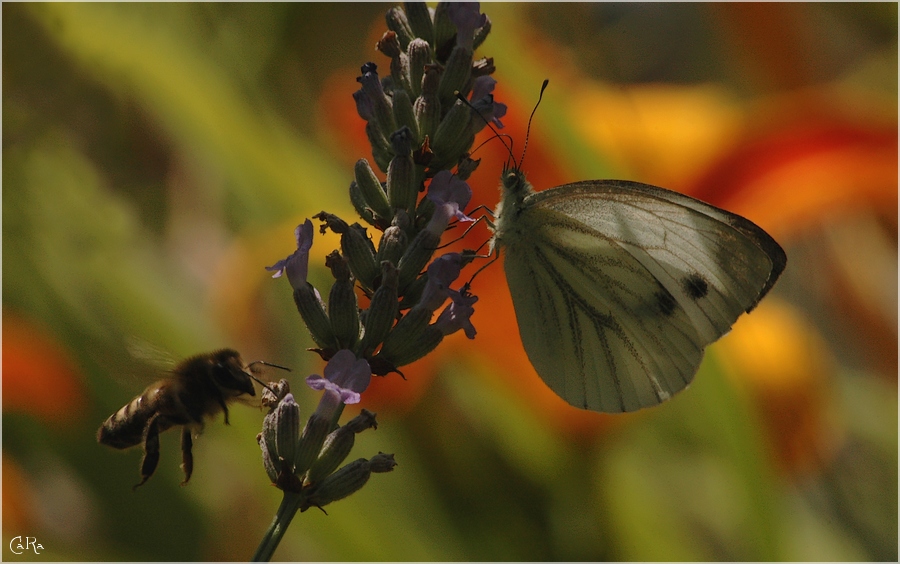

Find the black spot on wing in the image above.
[
  {"left": 655, "top": 288, "right": 678, "bottom": 316},
  {"left": 682, "top": 273, "right": 709, "bottom": 300}
]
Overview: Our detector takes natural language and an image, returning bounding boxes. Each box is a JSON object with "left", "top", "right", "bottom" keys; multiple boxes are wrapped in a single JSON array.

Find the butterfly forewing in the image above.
[{"left": 500, "top": 179, "right": 786, "bottom": 413}]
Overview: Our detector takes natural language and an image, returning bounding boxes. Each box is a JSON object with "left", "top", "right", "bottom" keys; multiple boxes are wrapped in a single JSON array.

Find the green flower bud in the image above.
[
  {"left": 414, "top": 65, "right": 441, "bottom": 143},
  {"left": 396, "top": 227, "right": 441, "bottom": 292},
  {"left": 385, "top": 6, "right": 414, "bottom": 50},
  {"left": 359, "top": 262, "right": 399, "bottom": 356},
  {"left": 377, "top": 31, "right": 413, "bottom": 98},
  {"left": 293, "top": 284, "right": 339, "bottom": 352},
  {"left": 432, "top": 3, "right": 456, "bottom": 62},
  {"left": 374, "top": 212, "right": 409, "bottom": 268},
  {"left": 358, "top": 69, "right": 396, "bottom": 148},
  {"left": 260, "top": 416, "right": 278, "bottom": 469},
  {"left": 306, "top": 409, "right": 378, "bottom": 485},
  {"left": 317, "top": 213, "right": 380, "bottom": 291},
  {"left": 385, "top": 326, "right": 444, "bottom": 368},
  {"left": 301, "top": 454, "right": 396, "bottom": 512},
  {"left": 326, "top": 252, "right": 361, "bottom": 350},
  {"left": 377, "top": 307, "right": 444, "bottom": 367},
  {"left": 349, "top": 180, "right": 379, "bottom": 229},
  {"left": 404, "top": 2, "right": 434, "bottom": 46},
  {"left": 386, "top": 127, "right": 418, "bottom": 214},
  {"left": 294, "top": 411, "right": 333, "bottom": 479},
  {"left": 397, "top": 270, "right": 427, "bottom": 310},
  {"left": 413, "top": 188, "right": 435, "bottom": 226},
  {"left": 376, "top": 30, "right": 401, "bottom": 59},
  {"left": 259, "top": 433, "right": 279, "bottom": 484},
  {"left": 354, "top": 159, "right": 392, "bottom": 223},
  {"left": 392, "top": 89, "right": 420, "bottom": 145},
  {"left": 344, "top": 224, "right": 379, "bottom": 290},
  {"left": 259, "top": 393, "right": 302, "bottom": 486},
  {"left": 369, "top": 452, "right": 398, "bottom": 473},
  {"left": 407, "top": 38, "right": 432, "bottom": 99},
  {"left": 273, "top": 394, "right": 301, "bottom": 471},
  {"left": 344, "top": 409, "right": 379, "bottom": 434},
  {"left": 326, "top": 250, "right": 351, "bottom": 280},
  {"left": 302, "top": 458, "right": 370, "bottom": 511},
  {"left": 306, "top": 430, "right": 351, "bottom": 486},
  {"left": 366, "top": 122, "right": 393, "bottom": 173},
  {"left": 430, "top": 99, "right": 475, "bottom": 170},
  {"left": 438, "top": 45, "right": 473, "bottom": 109}
]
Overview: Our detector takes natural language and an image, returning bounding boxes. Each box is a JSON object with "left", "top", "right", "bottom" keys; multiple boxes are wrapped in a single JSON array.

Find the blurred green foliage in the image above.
[{"left": 3, "top": 3, "right": 896, "bottom": 561}]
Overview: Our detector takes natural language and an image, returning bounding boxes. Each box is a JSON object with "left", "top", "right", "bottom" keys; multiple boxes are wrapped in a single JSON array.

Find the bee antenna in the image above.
[
  {"left": 250, "top": 376, "right": 276, "bottom": 394},
  {"left": 245, "top": 360, "right": 291, "bottom": 394},
  {"left": 246, "top": 360, "right": 292, "bottom": 372},
  {"left": 519, "top": 79, "right": 549, "bottom": 171}
]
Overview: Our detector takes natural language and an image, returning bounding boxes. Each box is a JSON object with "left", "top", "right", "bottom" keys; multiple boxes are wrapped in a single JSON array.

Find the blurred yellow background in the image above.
[{"left": 3, "top": 3, "right": 896, "bottom": 561}]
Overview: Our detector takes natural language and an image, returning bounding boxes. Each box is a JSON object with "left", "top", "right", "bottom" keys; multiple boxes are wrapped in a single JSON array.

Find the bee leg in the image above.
[
  {"left": 180, "top": 427, "right": 193, "bottom": 486},
  {"left": 133, "top": 414, "right": 162, "bottom": 490},
  {"left": 220, "top": 400, "right": 231, "bottom": 425}
]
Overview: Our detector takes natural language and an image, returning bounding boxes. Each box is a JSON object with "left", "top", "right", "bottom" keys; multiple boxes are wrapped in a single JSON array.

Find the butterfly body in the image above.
[{"left": 489, "top": 168, "right": 786, "bottom": 413}]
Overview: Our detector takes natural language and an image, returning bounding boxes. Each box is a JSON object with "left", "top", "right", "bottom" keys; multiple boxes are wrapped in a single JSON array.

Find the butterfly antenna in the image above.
[
  {"left": 455, "top": 90, "right": 516, "bottom": 169},
  {"left": 519, "top": 79, "right": 549, "bottom": 171},
  {"left": 470, "top": 134, "right": 514, "bottom": 161}
]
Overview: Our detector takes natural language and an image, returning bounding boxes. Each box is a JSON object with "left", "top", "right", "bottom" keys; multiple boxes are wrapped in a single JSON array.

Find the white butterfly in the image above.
[{"left": 489, "top": 169, "right": 786, "bottom": 413}]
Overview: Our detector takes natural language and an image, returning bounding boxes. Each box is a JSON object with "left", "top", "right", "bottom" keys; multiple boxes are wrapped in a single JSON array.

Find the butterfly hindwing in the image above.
[
  {"left": 500, "top": 180, "right": 786, "bottom": 413},
  {"left": 503, "top": 206, "right": 701, "bottom": 412}
]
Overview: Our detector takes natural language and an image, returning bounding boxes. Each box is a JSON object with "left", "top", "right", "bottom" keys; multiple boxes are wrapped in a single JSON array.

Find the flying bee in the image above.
[{"left": 97, "top": 348, "right": 289, "bottom": 490}]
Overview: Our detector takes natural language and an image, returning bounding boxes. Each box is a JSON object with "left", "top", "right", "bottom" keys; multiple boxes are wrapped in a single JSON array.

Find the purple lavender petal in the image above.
[
  {"left": 447, "top": 3, "right": 486, "bottom": 49},
  {"left": 266, "top": 219, "right": 314, "bottom": 290},
  {"left": 434, "top": 289, "right": 478, "bottom": 339},
  {"left": 418, "top": 253, "right": 465, "bottom": 311}
]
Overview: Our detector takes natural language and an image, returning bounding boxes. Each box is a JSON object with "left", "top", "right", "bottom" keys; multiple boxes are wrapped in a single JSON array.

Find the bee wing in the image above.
[{"left": 125, "top": 336, "right": 179, "bottom": 370}]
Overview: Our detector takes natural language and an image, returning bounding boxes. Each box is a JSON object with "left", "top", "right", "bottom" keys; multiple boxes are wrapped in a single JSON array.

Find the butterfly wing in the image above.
[{"left": 501, "top": 179, "right": 786, "bottom": 413}]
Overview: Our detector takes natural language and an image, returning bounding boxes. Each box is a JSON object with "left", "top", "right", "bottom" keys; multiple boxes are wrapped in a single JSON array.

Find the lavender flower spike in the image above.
[{"left": 266, "top": 219, "right": 314, "bottom": 291}]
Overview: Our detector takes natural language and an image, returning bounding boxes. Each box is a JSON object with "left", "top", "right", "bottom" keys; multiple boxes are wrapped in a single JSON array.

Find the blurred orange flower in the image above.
[
  {"left": 2, "top": 312, "right": 87, "bottom": 425},
  {"left": 718, "top": 299, "right": 842, "bottom": 476}
]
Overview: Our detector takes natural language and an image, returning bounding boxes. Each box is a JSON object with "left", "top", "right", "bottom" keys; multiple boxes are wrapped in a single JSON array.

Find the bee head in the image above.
[{"left": 209, "top": 349, "right": 256, "bottom": 397}]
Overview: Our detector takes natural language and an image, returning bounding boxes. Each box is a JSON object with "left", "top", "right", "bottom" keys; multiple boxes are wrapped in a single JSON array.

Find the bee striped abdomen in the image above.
[{"left": 97, "top": 385, "right": 186, "bottom": 449}]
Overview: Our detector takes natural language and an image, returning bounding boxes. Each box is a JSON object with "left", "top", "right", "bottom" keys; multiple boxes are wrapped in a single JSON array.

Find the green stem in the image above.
[
  {"left": 329, "top": 402, "right": 345, "bottom": 429},
  {"left": 252, "top": 490, "right": 304, "bottom": 562},
  {"left": 253, "top": 394, "right": 346, "bottom": 560}
]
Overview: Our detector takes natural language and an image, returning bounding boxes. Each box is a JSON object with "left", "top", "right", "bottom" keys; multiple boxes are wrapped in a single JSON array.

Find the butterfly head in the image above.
[
  {"left": 500, "top": 164, "right": 531, "bottom": 200},
  {"left": 491, "top": 164, "right": 533, "bottom": 246}
]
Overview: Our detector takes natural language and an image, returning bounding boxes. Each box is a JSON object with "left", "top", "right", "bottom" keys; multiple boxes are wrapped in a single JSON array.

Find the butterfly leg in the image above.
[
  {"left": 462, "top": 246, "right": 501, "bottom": 291},
  {"left": 437, "top": 212, "right": 493, "bottom": 250}
]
